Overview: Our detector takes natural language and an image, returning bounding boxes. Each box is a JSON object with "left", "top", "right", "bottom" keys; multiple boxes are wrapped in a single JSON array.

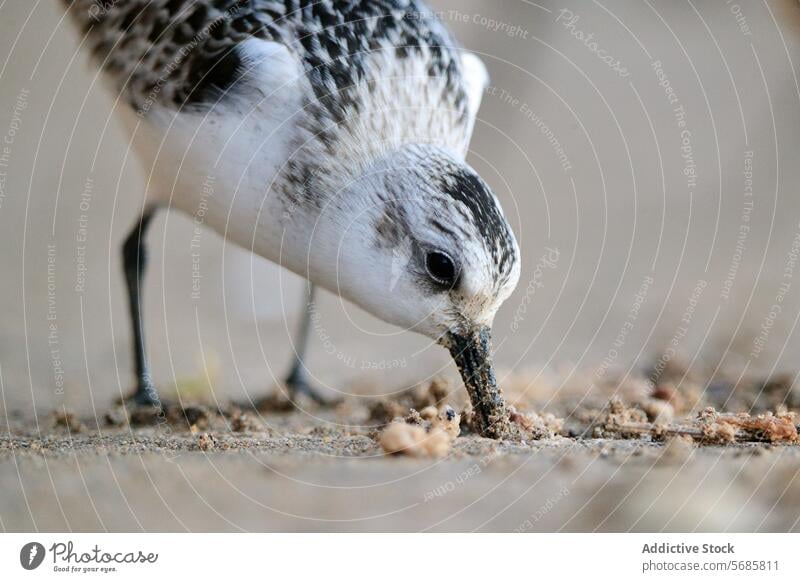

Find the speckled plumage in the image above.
[{"left": 63, "top": 1, "right": 468, "bottom": 134}]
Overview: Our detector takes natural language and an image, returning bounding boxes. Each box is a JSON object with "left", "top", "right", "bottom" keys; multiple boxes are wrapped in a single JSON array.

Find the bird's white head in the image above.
[
  {"left": 302, "top": 144, "right": 519, "bottom": 427},
  {"left": 306, "top": 144, "right": 520, "bottom": 343}
]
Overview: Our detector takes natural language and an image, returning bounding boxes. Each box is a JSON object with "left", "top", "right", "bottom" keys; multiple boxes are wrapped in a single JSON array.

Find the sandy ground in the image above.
[
  {"left": 3, "top": 369, "right": 800, "bottom": 532},
  {"left": 5, "top": 435, "right": 799, "bottom": 532}
]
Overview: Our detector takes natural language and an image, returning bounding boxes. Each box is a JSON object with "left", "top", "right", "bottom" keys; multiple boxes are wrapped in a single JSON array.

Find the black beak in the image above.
[{"left": 445, "top": 326, "right": 512, "bottom": 439}]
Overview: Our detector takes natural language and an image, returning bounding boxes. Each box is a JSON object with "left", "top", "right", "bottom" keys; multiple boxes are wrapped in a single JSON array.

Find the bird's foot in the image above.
[
  {"left": 123, "top": 380, "right": 163, "bottom": 409},
  {"left": 285, "top": 371, "right": 340, "bottom": 407},
  {"left": 106, "top": 382, "right": 167, "bottom": 427}
]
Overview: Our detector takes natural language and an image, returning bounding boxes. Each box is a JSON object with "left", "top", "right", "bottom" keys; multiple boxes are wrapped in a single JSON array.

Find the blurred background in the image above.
[{"left": 3, "top": 1, "right": 800, "bottom": 531}]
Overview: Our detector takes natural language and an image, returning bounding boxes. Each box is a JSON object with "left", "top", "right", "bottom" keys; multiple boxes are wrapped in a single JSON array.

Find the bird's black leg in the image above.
[
  {"left": 122, "top": 208, "right": 159, "bottom": 407},
  {"left": 284, "top": 284, "right": 333, "bottom": 404}
]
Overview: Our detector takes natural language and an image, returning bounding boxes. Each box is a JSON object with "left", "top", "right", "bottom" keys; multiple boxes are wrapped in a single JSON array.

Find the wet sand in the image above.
[{"left": 3, "top": 429, "right": 798, "bottom": 532}]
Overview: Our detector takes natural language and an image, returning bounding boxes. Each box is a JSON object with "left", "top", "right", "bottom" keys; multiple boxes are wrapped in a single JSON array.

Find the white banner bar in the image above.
[{"left": 0, "top": 533, "right": 796, "bottom": 581}]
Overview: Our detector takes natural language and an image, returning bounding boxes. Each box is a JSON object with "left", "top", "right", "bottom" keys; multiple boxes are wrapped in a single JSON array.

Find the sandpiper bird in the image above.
[{"left": 61, "top": 0, "right": 521, "bottom": 438}]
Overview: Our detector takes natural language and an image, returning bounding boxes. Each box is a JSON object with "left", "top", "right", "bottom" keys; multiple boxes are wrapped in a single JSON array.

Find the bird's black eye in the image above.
[{"left": 425, "top": 251, "right": 457, "bottom": 287}]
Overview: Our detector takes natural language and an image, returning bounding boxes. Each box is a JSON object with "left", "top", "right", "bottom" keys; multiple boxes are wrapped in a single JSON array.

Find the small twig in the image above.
[
  {"left": 609, "top": 418, "right": 798, "bottom": 444},
  {"left": 610, "top": 421, "right": 750, "bottom": 442}
]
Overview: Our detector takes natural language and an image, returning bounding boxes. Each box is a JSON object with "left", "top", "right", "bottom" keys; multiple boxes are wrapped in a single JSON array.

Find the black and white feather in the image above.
[{"left": 62, "top": 0, "right": 520, "bottom": 339}]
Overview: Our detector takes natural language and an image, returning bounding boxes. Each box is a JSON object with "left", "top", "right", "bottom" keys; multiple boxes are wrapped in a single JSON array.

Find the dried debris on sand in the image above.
[
  {"left": 53, "top": 410, "right": 85, "bottom": 433},
  {"left": 591, "top": 398, "right": 798, "bottom": 444},
  {"left": 379, "top": 423, "right": 453, "bottom": 458},
  {"left": 103, "top": 401, "right": 270, "bottom": 435},
  {"left": 371, "top": 377, "right": 563, "bottom": 445},
  {"left": 11, "top": 360, "right": 800, "bottom": 463},
  {"left": 379, "top": 404, "right": 461, "bottom": 458},
  {"left": 508, "top": 407, "right": 564, "bottom": 439},
  {"left": 460, "top": 404, "right": 562, "bottom": 440},
  {"left": 368, "top": 377, "right": 453, "bottom": 425},
  {"left": 697, "top": 409, "right": 798, "bottom": 443}
]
